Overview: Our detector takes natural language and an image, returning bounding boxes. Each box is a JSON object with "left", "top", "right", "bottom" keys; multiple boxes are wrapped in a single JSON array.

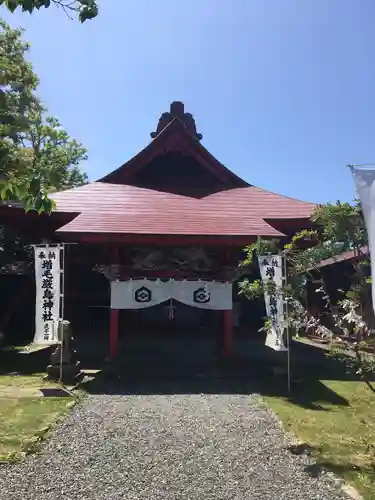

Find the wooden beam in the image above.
[
  {"left": 223, "top": 309, "right": 233, "bottom": 357},
  {"left": 62, "top": 234, "right": 257, "bottom": 246}
]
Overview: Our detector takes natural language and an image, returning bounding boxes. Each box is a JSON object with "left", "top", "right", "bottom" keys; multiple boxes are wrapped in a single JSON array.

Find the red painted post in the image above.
[
  {"left": 109, "top": 245, "right": 120, "bottom": 357},
  {"left": 109, "top": 308, "right": 119, "bottom": 357},
  {"left": 223, "top": 309, "right": 233, "bottom": 356}
]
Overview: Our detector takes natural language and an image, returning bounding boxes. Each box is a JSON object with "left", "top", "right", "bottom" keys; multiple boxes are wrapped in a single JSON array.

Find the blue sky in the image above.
[{"left": 2, "top": 0, "right": 374, "bottom": 203}]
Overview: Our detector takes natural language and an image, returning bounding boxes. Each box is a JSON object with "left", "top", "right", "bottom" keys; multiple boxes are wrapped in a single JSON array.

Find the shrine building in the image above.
[{"left": 0, "top": 102, "right": 316, "bottom": 361}]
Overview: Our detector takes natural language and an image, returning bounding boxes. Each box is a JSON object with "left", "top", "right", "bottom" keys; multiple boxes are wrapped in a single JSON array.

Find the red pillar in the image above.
[
  {"left": 223, "top": 309, "right": 233, "bottom": 356},
  {"left": 109, "top": 309, "right": 119, "bottom": 357},
  {"left": 109, "top": 245, "right": 120, "bottom": 357}
]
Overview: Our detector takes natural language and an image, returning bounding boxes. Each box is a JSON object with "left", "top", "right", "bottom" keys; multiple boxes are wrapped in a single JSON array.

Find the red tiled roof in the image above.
[
  {"left": 316, "top": 246, "right": 369, "bottom": 268},
  {"left": 52, "top": 182, "right": 315, "bottom": 237},
  {"left": 50, "top": 103, "right": 316, "bottom": 238}
]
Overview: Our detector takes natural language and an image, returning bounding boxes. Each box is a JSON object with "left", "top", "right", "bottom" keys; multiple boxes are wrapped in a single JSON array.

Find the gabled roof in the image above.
[
  {"left": 49, "top": 101, "right": 316, "bottom": 239},
  {"left": 99, "top": 102, "right": 248, "bottom": 189}
]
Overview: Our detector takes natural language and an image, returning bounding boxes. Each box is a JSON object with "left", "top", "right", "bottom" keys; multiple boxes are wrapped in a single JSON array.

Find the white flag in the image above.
[
  {"left": 350, "top": 166, "right": 375, "bottom": 312},
  {"left": 34, "top": 245, "right": 61, "bottom": 344},
  {"left": 258, "top": 254, "right": 287, "bottom": 351}
]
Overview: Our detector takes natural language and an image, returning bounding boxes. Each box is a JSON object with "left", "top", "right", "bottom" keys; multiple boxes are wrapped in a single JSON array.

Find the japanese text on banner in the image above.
[
  {"left": 258, "top": 254, "right": 287, "bottom": 351},
  {"left": 34, "top": 245, "right": 61, "bottom": 344}
]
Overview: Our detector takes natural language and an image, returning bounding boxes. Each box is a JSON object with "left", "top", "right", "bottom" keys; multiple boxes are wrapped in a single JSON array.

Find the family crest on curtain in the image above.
[{"left": 110, "top": 279, "right": 232, "bottom": 310}]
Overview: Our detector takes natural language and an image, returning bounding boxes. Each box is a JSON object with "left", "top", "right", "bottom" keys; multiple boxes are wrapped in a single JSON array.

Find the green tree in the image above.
[
  {"left": 0, "top": 0, "right": 98, "bottom": 22},
  {"left": 240, "top": 201, "right": 375, "bottom": 391},
  {"left": 0, "top": 19, "right": 88, "bottom": 211},
  {"left": 0, "top": 19, "right": 39, "bottom": 173}
]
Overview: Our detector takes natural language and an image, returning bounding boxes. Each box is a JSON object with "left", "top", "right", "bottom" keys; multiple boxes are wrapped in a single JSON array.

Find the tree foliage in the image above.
[
  {"left": 240, "top": 201, "right": 375, "bottom": 390},
  {"left": 0, "top": 19, "right": 88, "bottom": 212},
  {"left": 0, "top": 0, "right": 98, "bottom": 22},
  {"left": 0, "top": 19, "right": 38, "bottom": 170}
]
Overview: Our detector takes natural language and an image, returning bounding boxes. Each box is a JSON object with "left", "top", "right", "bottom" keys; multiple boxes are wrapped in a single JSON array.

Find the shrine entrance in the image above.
[
  {"left": 123, "top": 300, "right": 217, "bottom": 331},
  {"left": 63, "top": 244, "right": 239, "bottom": 364},
  {"left": 109, "top": 279, "right": 234, "bottom": 360},
  {"left": 115, "top": 302, "right": 223, "bottom": 376}
]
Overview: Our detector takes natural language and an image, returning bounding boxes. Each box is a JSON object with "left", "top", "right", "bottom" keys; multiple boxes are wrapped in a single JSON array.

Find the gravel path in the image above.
[{"left": 0, "top": 392, "right": 349, "bottom": 500}]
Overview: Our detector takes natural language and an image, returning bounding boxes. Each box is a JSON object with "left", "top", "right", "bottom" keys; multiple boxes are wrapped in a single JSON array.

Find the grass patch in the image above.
[
  {"left": 0, "top": 373, "right": 56, "bottom": 388},
  {"left": 0, "top": 343, "right": 50, "bottom": 353},
  {"left": 0, "top": 345, "right": 29, "bottom": 353},
  {"left": 264, "top": 380, "right": 375, "bottom": 499},
  {"left": 0, "top": 373, "right": 77, "bottom": 462}
]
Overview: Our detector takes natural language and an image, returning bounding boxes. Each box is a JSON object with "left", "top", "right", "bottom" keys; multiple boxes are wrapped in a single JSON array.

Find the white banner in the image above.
[
  {"left": 34, "top": 245, "right": 61, "bottom": 344},
  {"left": 258, "top": 254, "right": 287, "bottom": 351},
  {"left": 350, "top": 166, "right": 375, "bottom": 312},
  {"left": 111, "top": 279, "right": 232, "bottom": 310}
]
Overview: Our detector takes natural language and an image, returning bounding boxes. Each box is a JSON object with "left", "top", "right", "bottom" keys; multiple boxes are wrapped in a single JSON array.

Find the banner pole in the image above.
[
  {"left": 59, "top": 244, "right": 65, "bottom": 384},
  {"left": 283, "top": 252, "right": 291, "bottom": 394}
]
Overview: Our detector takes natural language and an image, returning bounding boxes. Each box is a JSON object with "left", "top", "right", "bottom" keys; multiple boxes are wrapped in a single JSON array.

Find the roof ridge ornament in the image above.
[{"left": 150, "top": 101, "right": 203, "bottom": 141}]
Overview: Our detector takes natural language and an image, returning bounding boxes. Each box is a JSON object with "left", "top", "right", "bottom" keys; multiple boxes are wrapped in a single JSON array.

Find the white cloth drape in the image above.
[
  {"left": 111, "top": 279, "right": 171, "bottom": 310},
  {"left": 350, "top": 166, "right": 375, "bottom": 312},
  {"left": 110, "top": 279, "right": 232, "bottom": 310},
  {"left": 172, "top": 280, "right": 232, "bottom": 310},
  {"left": 34, "top": 245, "right": 61, "bottom": 344},
  {"left": 258, "top": 254, "right": 287, "bottom": 351}
]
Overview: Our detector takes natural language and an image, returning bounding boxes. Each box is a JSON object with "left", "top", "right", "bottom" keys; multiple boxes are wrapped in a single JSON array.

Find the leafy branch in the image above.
[
  {"left": 0, "top": 0, "right": 98, "bottom": 23},
  {"left": 0, "top": 19, "right": 87, "bottom": 212}
]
